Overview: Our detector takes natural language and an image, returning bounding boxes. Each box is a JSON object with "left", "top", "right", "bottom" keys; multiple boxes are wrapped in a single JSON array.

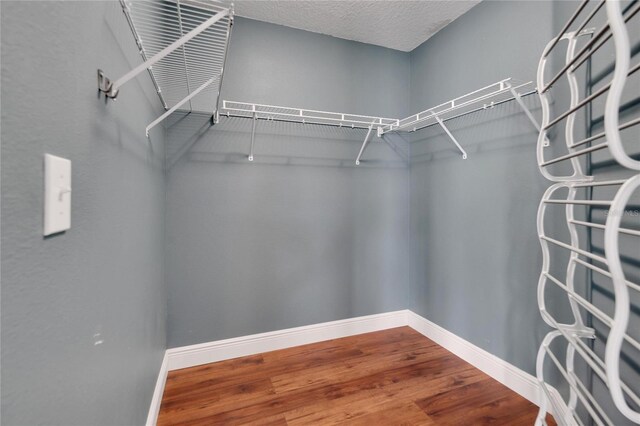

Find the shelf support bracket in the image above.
[
  {"left": 435, "top": 116, "right": 467, "bottom": 159},
  {"left": 355, "top": 123, "right": 376, "bottom": 165},
  {"left": 507, "top": 83, "right": 549, "bottom": 147},
  {"left": 248, "top": 112, "right": 257, "bottom": 162},
  {"left": 146, "top": 76, "right": 217, "bottom": 137},
  {"left": 98, "top": 8, "right": 229, "bottom": 100}
]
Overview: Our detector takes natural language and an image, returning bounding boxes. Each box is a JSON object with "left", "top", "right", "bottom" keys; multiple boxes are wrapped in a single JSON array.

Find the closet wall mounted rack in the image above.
[
  {"left": 100, "top": 3, "right": 539, "bottom": 160},
  {"left": 219, "top": 78, "right": 540, "bottom": 164},
  {"left": 98, "top": 0, "right": 233, "bottom": 136},
  {"left": 219, "top": 100, "right": 399, "bottom": 163},
  {"left": 379, "top": 78, "right": 541, "bottom": 159}
]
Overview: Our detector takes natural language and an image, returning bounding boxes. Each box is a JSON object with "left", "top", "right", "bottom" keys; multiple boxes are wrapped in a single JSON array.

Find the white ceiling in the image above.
[{"left": 231, "top": 1, "right": 481, "bottom": 52}]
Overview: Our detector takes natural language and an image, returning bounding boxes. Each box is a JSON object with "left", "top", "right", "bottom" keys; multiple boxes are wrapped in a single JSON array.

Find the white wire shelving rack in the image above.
[
  {"left": 534, "top": 1, "right": 640, "bottom": 425},
  {"left": 378, "top": 78, "right": 541, "bottom": 159},
  {"left": 219, "top": 100, "right": 399, "bottom": 163},
  {"left": 220, "top": 78, "right": 540, "bottom": 164},
  {"left": 98, "top": 0, "right": 233, "bottom": 136}
]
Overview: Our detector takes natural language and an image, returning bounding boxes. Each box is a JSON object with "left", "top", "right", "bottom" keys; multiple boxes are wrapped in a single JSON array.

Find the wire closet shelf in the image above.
[
  {"left": 377, "top": 78, "right": 538, "bottom": 135},
  {"left": 534, "top": 1, "right": 640, "bottom": 425},
  {"left": 98, "top": 0, "right": 233, "bottom": 136},
  {"left": 220, "top": 77, "right": 540, "bottom": 164}
]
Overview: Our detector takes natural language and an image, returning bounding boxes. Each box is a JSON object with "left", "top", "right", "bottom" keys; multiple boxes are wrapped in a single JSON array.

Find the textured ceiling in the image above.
[{"left": 231, "top": 1, "right": 481, "bottom": 52}]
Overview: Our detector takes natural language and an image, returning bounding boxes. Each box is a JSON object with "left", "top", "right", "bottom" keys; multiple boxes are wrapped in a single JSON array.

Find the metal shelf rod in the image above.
[
  {"left": 543, "top": 346, "right": 612, "bottom": 426},
  {"left": 569, "top": 116, "right": 640, "bottom": 149},
  {"left": 545, "top": 272, "right": 640, "bottom": 352},
  {"left": 573, "top": 257, "right": 640, "bottom": 292},
  {"left": 543, "top": 199, "right": 612, "bottom": 206},
  {"left": 540, "top": 235, "right": 608, "bottom": 264},
  {"left": 541, "top": 1, "right": 640, "bottom": 94},
  {"left": 540, "top": 142, "right": 608, "bottom": 167},
  {"left": 571, "top": 179, "right": 627, "bottom": 187},
  {"left": 543, "top": 0, "right": 590, "bottom": 58},
  {"left": 435, "top": 116, "right": 467, "bottom": 159},
  {"left": 249, "top": 113, "right": 257, "bottom": 162},
  {"left": 355, "top": 123, "right": 375, "bottom": 165},
  {"left": 145, "top": 75, "right": 217, "bottom": 136},
  {"left": 544, "top": 61, "right": 640, "bottom": 131}
]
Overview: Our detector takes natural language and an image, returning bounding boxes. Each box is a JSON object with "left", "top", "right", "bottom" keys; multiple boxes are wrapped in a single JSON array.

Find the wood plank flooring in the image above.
[{"left": 158, "top": 327, "right": 556, "bottom": 425}]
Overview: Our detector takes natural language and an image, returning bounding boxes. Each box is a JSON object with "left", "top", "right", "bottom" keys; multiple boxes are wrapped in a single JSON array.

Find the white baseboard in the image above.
[
  {"left": 166, "top": 310, "right": 408, "bottom": 371},
  {"left": 146, "top": 352, "right": 168, "bottom": 426},
  {"left": 148, "top": 309, "right": 568, "bottom": 425},
  {"left": 406, "top": 310, "right": 541, "bottom": 406}
]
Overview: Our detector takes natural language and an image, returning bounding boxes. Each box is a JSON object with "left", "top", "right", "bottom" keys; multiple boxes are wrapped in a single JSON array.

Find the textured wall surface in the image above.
[
  {"left": 1, "top": 2, "right": 166, "bottom": 425},
  {"left": 164, "top": 17, "right": 410, "bottom": 348},
  {"left": 6, "top": 1, "right": 634, "bottom": 424},
  {"left": 407, "top": 0, "right": 554, "bottom": 375}
]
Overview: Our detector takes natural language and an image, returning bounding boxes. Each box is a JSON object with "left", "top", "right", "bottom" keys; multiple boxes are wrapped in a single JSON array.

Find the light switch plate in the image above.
[{"left": 44, "top": 154, "right": 71, "bottom": 236}]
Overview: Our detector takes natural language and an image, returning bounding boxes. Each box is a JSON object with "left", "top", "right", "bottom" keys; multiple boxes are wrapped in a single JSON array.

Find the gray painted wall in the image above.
[
  {"left": 1, "top": 2, "right": 166, "bottom": 425},
  {"left": 3, "top": 2, "right": 635, "bottom": 424},
  {"left": 407, "top": 4, "right": 640, "bottom": 410},
  {"left": 164, "top": 17, "right": 410, "bottom": 348},
  {"left": 407, "top": 0, "right": 555, "bottom": 375}
]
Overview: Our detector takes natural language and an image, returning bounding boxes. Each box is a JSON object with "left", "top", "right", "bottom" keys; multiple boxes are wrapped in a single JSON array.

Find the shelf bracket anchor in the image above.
[
  {"left": 146, "top": 75, "right": 217, "bottom": 137},
  {"left": 248, "top": 112, "right": 257, "bottom": 162},
  {"left": 98, "top": 8, "right": 229, "bottom": 100},
  {"left": 435, "top": 116, "right": 467, "bottom": 159},
  {"left": 355, "top": 122, "right": 376, "bottom": 165}
]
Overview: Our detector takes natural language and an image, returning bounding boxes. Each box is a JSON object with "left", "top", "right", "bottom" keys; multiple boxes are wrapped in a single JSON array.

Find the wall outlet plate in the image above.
[{"left": 44, "top": 154, "right": 71, "bottom": 236}]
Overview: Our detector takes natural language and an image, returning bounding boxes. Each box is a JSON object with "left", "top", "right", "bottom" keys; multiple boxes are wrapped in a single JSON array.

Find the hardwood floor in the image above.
[{"left": 158, "top": 327, "right": 556, "bottom": 425}]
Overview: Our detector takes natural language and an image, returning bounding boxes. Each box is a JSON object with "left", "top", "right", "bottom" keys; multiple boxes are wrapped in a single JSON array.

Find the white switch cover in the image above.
[{"left": 44, "top": 154, "right": 71, "bottom": 236}]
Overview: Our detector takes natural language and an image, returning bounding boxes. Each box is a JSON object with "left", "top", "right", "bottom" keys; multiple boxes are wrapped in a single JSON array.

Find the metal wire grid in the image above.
[
  {"left": 534, "top": 1, "right": 640, "bottom": 424},
  {"left": 220, "top": 100, "right": 399, "bottom": 129},
  {"left": 536, "top": 1, "right": 640, "bottom": 180},
  {"left": 124, "top": 0, "right": 232, "bottom": 113},
  {"left": 379, "top": 78, "right": 537, "bottom": 134}
]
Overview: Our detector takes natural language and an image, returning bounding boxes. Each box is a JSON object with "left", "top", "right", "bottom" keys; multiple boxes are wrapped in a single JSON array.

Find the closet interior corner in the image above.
[{"left": 1, "top": 0, "right": 638, "bottom": 425}]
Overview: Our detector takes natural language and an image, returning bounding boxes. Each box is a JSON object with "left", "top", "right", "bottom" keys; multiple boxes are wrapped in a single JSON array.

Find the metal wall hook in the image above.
[{"left": 97, "top": 69, "right": 118, "bottom": 99}]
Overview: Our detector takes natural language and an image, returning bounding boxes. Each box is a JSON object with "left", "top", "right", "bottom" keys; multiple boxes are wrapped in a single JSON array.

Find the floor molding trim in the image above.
[
  {"left": 406, "top": 310, "right": 541, "bottom": 405},
  {"left": 146, "top": 352, "right": 168, "bottom": 426},
  {"left": 406, "top": 310, "right": 569, "bottom": 422},
  {"left": 166, "top": 310, "right": 408, "bottom": 371}
]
